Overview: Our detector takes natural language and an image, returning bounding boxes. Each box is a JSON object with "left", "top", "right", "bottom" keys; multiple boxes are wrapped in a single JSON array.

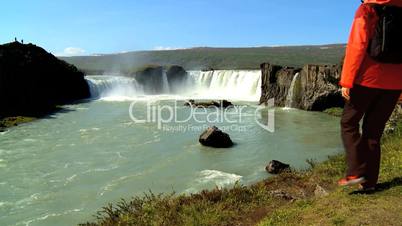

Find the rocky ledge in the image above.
[{"left": 259, "top": 63, "right": 344, "bottom": 111}]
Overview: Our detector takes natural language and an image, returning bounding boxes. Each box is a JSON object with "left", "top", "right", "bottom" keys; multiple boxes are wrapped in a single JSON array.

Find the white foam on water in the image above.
[
  {"left": 198, "top": 170, "right": 242, "bottom": 187},
  {"left": 18, "top": 208, "right": 83, "bottom": 226},
  {"left": 185, "top": 170, "right": 242, "bottom": 194}
]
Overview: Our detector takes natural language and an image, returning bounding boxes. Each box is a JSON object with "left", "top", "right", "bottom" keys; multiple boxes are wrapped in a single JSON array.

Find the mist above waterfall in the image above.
[{"left": 85, "top": 70, "right": 262, "bottom": 102}]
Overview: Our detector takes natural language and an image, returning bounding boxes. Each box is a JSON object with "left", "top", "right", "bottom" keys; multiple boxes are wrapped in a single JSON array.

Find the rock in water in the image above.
[
  {"left": 220, "top": 100, "right": 233, "bottom": 108},
  {"left": 199, "top": 126, "right": 233, "bottom": 148},
  {"left": 266, "top": 160, "right": 290, "bottom": 174},
  {"left": 185, "top": 100, "right": 233, "bottom": 108}
]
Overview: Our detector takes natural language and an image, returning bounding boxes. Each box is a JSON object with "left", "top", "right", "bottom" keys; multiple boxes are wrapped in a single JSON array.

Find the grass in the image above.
[
  {"left": 258, "top": 120, "right": 402, "bottom": 226},
  {"left": 81, "top": 116, "right": 402, "bottom": 226},
  {"left": 323, "top": 107, "right": 344, "bottom": 117}
]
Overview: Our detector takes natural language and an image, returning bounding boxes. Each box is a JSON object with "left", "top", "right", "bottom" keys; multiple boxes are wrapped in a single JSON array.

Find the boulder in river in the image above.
[
  {"left": 199, "top": 126, "right": 234, "bottom": 148},
  {"left": 185, "top": 100, "right": 233, "bottom": 108},
  {"left": 265, "top": 160, "right": 290, "bottom": 174}
]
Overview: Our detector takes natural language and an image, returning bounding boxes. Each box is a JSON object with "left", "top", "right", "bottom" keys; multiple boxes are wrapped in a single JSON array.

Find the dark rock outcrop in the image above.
[
  {"left": 297, "top": 64, "right": 344, "bottom": 111},
  {"left": 166, "top": 65, "right": 188, "bottom": 93},
  {"left": 259, "top": 64, "right": 300, "bottom": 106},
  {"left": 265, "top": 160, "right": 290, "bottom": 174},
  {"left": 199, "top": 126, "right": 234, "bottom": 148},
  {"left": 0, "top": 42, "right": 90, "bottom": 118},
  {"left": 131, "top": 65, "right": 189, "bottom": 94},
  {"left": 185, "top": 100, "right": 233, "bottom": 108},
  {"left": 259, "top": 63, "right": 344, "bottom": 111},
  {"left": 132, "top": 65, "right": 164, "bottom": 94}
]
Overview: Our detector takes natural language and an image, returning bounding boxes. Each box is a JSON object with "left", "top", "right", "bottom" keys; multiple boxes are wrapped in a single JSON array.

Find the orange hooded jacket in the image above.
[{"left": 340, "top": 0, "right": 402, "bottom": 96}]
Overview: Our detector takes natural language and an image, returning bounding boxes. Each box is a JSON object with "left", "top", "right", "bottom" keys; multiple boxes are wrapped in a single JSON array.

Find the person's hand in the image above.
[{"left": 342, "top": 87, "right": 350, "bottom": 101}]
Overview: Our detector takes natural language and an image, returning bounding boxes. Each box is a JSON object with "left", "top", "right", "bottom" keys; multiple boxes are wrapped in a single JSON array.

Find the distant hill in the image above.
[{"left": 60, "top": 44, "right": 346, "bottom": 73}]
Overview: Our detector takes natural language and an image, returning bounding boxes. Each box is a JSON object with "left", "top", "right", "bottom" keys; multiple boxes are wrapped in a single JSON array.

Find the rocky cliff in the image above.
[
  {"left": 132, "top": 65, "right": 165, "bottom": 94},
  {"left": 130, "top": 65, "right": 188, "bottom": 94},
  {"left": 166, "top": 65, "right": 188, "bottom": 94},
  {"left": 260, "top": 63, "right": 344, "bottom": 111},
  {"left": 0, "top": 42, "right": 90, "bottom": 118}
]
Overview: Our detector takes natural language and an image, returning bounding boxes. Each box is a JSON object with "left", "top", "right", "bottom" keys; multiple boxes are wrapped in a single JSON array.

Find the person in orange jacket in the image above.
[{"left": 339, "top": 0, "right": 402, "bottom": 191}]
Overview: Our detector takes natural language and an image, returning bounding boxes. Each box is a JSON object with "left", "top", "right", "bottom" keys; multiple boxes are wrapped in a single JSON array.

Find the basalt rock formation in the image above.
[
  {"left": 166, "top": 65, "right": 188, "bottom": 93},
  {"left": 259, "top": 63, "right": 344, "bottom": 111},
  {"left": 259, "top": 64, "right": 300, "bottom": 107},
  {"left": 0, "top": 42, "right": 90, "bottom": 118},
  {"left": 130, "top": 65, "right": 188, "bottom": 94}
]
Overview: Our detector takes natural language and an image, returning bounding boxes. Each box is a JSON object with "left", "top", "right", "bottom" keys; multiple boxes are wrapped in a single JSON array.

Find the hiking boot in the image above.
[{"left": 338, "top": 176, "right": 366, "bottom": 186}]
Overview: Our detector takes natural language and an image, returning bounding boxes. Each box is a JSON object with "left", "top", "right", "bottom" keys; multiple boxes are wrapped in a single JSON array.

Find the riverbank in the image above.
[{"left": 81, "top": 114, "right": 401, "bottom": 225}]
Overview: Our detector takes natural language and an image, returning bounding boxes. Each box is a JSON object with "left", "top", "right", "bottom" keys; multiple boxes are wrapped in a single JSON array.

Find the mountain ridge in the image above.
[{"left": 60, "top": 44, "right": 346, "bottom": 73}]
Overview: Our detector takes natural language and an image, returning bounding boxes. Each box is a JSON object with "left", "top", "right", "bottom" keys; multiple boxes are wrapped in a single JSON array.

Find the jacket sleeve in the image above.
[{"left": 340, "top": 5, "right": 374, "bottom": 88}]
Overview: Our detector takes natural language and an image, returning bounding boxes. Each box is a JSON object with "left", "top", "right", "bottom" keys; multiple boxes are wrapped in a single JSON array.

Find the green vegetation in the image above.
[
  {"left": 62, "top": 44, "right": 345, "bottom": 73},
  {"left": 0, "top": 116, "right": 36, "bottom": 129},
  {"left": 258, "top": 120, "right": 402, "bottom": 226},
  {"left": 81, "top": 114, "right": 402, "bottom": 226},
  {"left": 324, "top": 107, "right": 344, "bottom": 117}
]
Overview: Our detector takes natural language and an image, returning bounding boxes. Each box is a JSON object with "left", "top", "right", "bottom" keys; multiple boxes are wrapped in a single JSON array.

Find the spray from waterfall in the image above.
[{"left": 162, "top": 71, "right": 170, "bottom": 93}]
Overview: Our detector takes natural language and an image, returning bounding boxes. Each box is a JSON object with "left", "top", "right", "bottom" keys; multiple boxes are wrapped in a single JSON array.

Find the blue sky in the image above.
[{"left": 1, "top": 0, "right": 360, "bottom": 56}]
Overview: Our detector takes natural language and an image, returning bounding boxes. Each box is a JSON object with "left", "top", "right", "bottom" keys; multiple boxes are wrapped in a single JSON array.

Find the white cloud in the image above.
[
  {"left": 58, "top": 47, "right": 86, "bottom": 56},
  {"left": 153, "top": 46, "right": 185, "bottom": 51}
]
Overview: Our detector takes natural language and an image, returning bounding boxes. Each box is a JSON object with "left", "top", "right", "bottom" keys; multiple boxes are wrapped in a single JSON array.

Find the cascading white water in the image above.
[
  {"left": 86, "top": 75, "right": 144, "bottom": 101},
  {"left": 85, "top": 70, "right": 262, "bottom": 101},
  {"left": 285, "top": 73, "right": 300, "bottom": 108},
  {"left": 162, "top": 71, "right": 170, "bottom": 94},
  {"left": 188, "top": 70, "right": 262, "bottom": 101}
]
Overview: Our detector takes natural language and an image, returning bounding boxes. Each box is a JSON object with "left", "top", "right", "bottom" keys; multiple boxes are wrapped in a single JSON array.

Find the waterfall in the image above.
[
  {"left": 188, "top": 70, "right": 262, "bottom": 101},
  {"left": 162, "top": 71, "right": 170, "bottom": 93},
  {"left": 285, "top": 73, "right": 300, "bottom": 108},
  {"left": 86, "top": 75, "right": 144, "bottom": 101},
  {"left": 85, "top": 70, "right": 262, "bottom": 101}
]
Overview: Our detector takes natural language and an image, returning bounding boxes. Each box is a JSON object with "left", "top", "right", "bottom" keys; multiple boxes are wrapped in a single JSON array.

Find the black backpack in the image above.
[{"left": 367, "top": 4, "right": 402, "bottom": 64}]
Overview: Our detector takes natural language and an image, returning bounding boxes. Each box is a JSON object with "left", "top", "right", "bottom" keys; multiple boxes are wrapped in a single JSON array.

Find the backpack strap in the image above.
[{"left": 367, "top": 3, "right": 385, "bottom": 16}]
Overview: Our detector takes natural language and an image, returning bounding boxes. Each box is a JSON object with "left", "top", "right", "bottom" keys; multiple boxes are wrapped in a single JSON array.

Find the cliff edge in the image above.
[{"left": 0, "top": 42, "right": 90, "bottom": 118}]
